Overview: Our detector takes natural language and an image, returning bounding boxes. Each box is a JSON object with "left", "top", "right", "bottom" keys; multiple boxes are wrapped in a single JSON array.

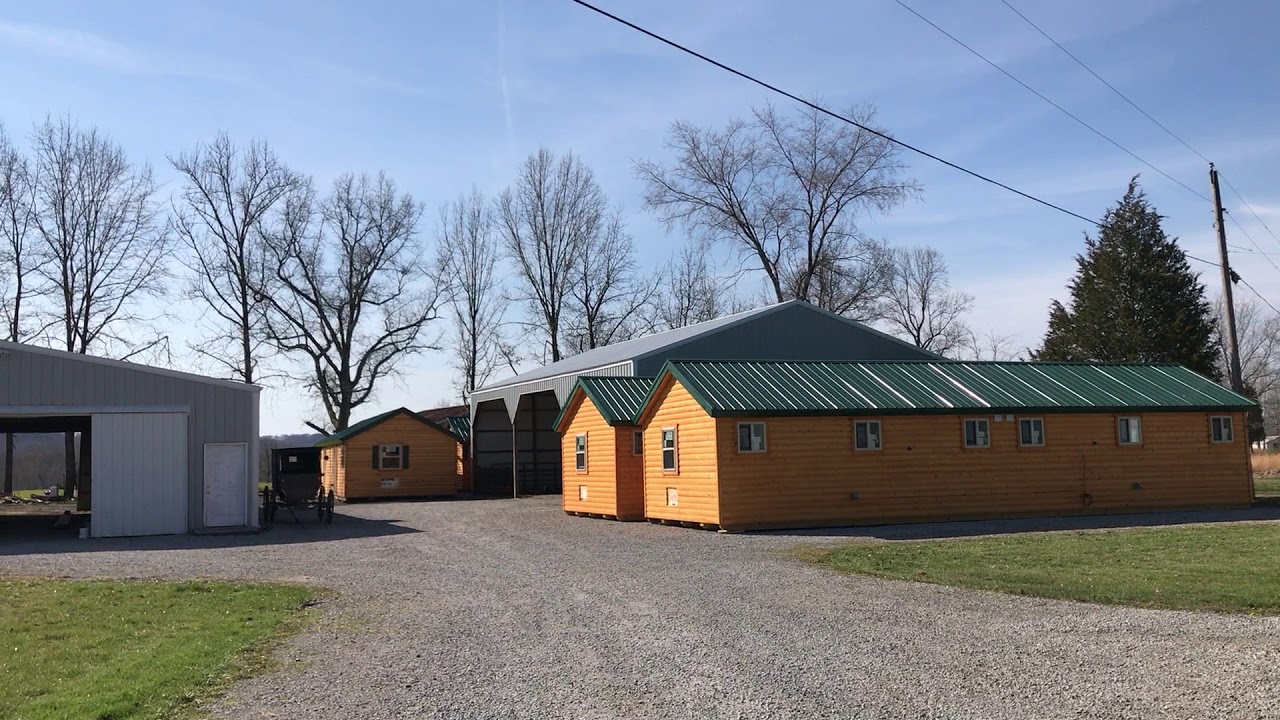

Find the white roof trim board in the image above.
[{"left": 0, "top": 339, "right": 261, "bottom": 393}]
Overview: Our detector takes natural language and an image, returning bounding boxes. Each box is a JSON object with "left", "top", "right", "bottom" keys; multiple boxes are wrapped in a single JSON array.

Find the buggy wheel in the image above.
[
  {"left": 325, "top": 490, "right": 335, "bottom": 524},
  {"left": 316, "top": 489, "right": 326, "bottom": 523}
]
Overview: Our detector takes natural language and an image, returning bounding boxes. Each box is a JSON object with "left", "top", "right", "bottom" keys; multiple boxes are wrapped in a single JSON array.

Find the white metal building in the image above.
[{"left": 0, "top": 340, "right": 261, "bottom": 537}]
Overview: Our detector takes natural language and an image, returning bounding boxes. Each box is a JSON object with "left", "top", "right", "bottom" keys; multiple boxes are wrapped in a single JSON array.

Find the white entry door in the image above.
[{"left": 204, "top": 443, "right": 248, "bottom": 528}]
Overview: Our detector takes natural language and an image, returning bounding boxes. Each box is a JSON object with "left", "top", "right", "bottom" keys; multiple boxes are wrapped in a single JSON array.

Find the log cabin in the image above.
[
  {"left": 635, "top": 360, "right": 1256, "bottom": 531},
  {"left": 317, "top": 407, "right": 461, "bottom": 501},
  {"left": 555, "top": 377, "right": 655, "bottom": 520}
]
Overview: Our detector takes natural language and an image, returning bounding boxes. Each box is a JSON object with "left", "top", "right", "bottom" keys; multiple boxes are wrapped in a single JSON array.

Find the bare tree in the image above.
[
  {"left": 171, "top": 133, "right": 303, "bottom": 384},
  {"left": 564, "top": 212, "right": 657, "bottom": 353},
  {"left": 30, "top": 116, "right": 170, "bottom": 499},
  {"left": 495, "top": 148, "right": 607, "bottom": 363},
  {"left": 257, "top": 172, "right": 438, "bottom": 431},
  {"left": 436, "top": 187, "right": 505, "bottom": 403},
  {"left": 1220, "top": 298, "right": 1280, "bottom": 400},
  {"left": 0, "top": 123, "right": 41, "bottom": 496},
  {"left": 31, "top": 116, "right": 170, "bottom": 356},
  {"left": 654, "top": 239, "right": 733, "bottom": 330},
  {"left": 959, "top": 327, "right": 1020, "bottom": 361},
  {"left": 1, "top": 123, "right": 40, "bottom": 343},
  {"left": 636, "top": 103, "right": 918, "bottom": 318},
  {"left": 881, "top": 246, "right": 972, "bottom": 356}
]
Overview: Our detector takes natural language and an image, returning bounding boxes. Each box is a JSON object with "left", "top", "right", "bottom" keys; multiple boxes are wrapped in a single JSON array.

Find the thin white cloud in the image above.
[
  {"left": 497, "top": 0, "right": 516, "bottom": 155},
  {"left": 0, "top": 20, "right": 153, "bottom": 74}
]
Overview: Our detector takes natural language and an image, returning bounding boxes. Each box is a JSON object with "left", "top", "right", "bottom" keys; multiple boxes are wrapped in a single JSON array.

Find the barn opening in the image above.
[{"left": 0, "top": 415, "right": 91, "bottom": 537}]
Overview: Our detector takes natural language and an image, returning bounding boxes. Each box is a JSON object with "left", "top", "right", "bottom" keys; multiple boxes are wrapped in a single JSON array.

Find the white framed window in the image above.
[
  {"left": 575, "top": 434, "right": 588, "bottom": 472},
  {"left": 963, "top": 418, "right": 990, "bottom": 448},
  {"left": 632, "top": 430, "right": 643, "bottom": 456},
  {"left": 1019, "top": 418, "right": 1045, "bottom": 447},
  {"left": 377, "top": 444, "right": 404, "bottom": 470},
  {"left": 661, "top": 428, "right": 678, "bottom": 472},
  {"left": 737, "top": 422, "right": 767, "bottom": 453},
  {"left": 1118, "top": 416, "right": 1142, "bottom": 445},
  {"left": 1211, "top": 416, "right": 1234, "bottom": 443},
  {"left": 854, "top": 420, "right": 881, "bottom": 450}
]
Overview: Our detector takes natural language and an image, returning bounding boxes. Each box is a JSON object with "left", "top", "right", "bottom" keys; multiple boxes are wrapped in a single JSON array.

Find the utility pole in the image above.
[{"left": 1210, "top": 163, "right": 1245, "bottom": 394}]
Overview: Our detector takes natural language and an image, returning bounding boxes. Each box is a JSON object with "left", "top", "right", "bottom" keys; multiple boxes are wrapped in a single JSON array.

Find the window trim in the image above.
[
  {"left": 632, "top": 430, "right": 643, "bottom": 456},
  {"left": 854, "top": 419, "right": 882, "bottom": 451},
  {"left": 377, "top": 443, "right": 403, "bottom": 470},
  {"left": 574, "top": 433, "right": 588, "bottom": 473},
  {"left": 1018, "top": 417, "right": 1045, "bottom": 448},
  {"left": 1210, "top": 415, "right": 1234, "bottom": 444},
  {"left": 1117, "top": 416, "right": 1143, "bottom": 446},
  {"left": 661, "top": 427, "right": 678, "bottom": 473},
  {"left": 737, "top": 421, "right": 767, "bottom": 453},
  {"left": 963, "top": 418, "right": 991, "bottom": 449}
]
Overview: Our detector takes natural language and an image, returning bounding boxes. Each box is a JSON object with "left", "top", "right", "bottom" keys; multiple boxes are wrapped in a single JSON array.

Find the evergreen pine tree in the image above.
[{"left": 1037, "top": 177, "right": 1220, "bottom": 379}]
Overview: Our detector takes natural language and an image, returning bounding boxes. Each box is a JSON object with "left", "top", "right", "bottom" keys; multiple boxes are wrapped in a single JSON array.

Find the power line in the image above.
[
  {"left": 997, "top": 0, "right": 1210, "bottom": 165},
  {"left": 567, "top": 0, "right": 1104, "bottom": 228},
  {"left": 567, "top": 0, "right": 1280, "bottom": 316},
  {"left": 1219, "top": 172, "right": 1280, "bottom": 250},
  {"left": 1238, "top": 276, "right": 1280, "bottom": 317},
  {"left": 893, "top": 0, "right": 1210, "bottom": 204}
]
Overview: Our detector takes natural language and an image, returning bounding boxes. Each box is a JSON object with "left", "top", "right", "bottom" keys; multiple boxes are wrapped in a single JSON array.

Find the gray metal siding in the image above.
[
  {"left": 0, "top": 344, "right": 259, "bottom": 531},
  {"left": 632, "top": 305, "right": 936, "bottom": 376}
]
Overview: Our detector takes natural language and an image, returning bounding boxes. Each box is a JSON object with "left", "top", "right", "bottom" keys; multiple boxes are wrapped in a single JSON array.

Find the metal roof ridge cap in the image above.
[
  {"left": 629, "top": 302, "right": 792, "bottom": 365},
  {"left": 472, "top": 359, "right": 634, "bottom": 397},
  {"left": 0, "top": 338, "right": 262, "bottom": 393}
]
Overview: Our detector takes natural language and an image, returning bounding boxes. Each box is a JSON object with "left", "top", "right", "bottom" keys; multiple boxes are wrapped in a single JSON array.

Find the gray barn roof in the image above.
[{"left": 470, "top": 300, "right": 938, "bottom": 419}]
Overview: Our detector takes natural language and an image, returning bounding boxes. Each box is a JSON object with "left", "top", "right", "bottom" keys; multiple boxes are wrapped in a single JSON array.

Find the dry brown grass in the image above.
[{"left": 1253, "top": 452, "right": 1280, "bottom": 475}]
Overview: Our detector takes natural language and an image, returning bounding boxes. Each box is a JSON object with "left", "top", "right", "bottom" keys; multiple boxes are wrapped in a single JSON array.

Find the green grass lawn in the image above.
[
  {"left": 816, "top": 523, "right": 1280, "bottom": 615},
  {"left": 0, "top": 578, "right": 317, "bottom": 720},
  {"left": 1255, "top": 476, "right": 1280, "bottom": 498}
]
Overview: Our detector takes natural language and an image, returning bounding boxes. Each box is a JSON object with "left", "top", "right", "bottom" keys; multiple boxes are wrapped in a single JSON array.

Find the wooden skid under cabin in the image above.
[
  {"left": 318, "top": 407, "right": 463, "bottom": 501},
  {"left": 610, "top": 360, "right": 1254, "bottom": 532}
]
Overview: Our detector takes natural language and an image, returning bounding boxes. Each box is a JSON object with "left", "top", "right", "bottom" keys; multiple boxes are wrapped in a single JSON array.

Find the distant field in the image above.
[{"left": 816, "top": 524, "right": 1280, "bottom": 615}]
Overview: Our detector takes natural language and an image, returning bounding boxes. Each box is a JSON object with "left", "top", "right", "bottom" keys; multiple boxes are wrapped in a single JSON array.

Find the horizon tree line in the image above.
[{"left": 2, "top": 105, "right": 997, "bottom": 450}]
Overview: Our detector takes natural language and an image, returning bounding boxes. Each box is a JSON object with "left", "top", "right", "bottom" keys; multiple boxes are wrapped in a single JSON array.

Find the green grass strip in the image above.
[{"left": 817, "top": 523, "right": 1280, "bottom": 615}]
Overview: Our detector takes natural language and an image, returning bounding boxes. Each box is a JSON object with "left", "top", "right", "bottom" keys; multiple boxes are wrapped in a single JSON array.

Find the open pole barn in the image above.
[
  {"left": 468, "top": 300, "right": 940, "bottom": 498},
  {"left": 0, "top": 340, "right": 260, "bottom": 537}
]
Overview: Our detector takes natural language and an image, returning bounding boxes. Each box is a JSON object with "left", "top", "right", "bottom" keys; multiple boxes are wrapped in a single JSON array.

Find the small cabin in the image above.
[
  {"left": 317, "top": 407, "right": 461, "bottom": 501},
  {"left": 636, "top": 360, "right": 1255, "bottom": 531},
  {"left": 555, "top": 377, "right": 655, "bottom": 520}
]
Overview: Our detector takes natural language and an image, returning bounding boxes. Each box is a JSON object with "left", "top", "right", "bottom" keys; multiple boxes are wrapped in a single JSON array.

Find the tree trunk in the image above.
[{"left": 3, "top": 432, "right": 13, "bottom": 496}]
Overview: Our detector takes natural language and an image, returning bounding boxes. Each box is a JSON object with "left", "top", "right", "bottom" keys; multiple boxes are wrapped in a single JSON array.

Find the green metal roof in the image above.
[
  {"left": 443, "top": 416, "right": 470, "bottom": 443},
  {"left": 315, "top": 407, "right": 454, "bottom": 447},
  {"left": 650, "top": 360, "right": 1255, "bottom": 418},
  {"left": 555, "top": 376, "right": 656, "bottom": 429}
]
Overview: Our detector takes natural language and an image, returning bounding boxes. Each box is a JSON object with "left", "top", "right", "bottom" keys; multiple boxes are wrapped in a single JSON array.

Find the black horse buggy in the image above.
[{"left": 262, "top": 447, "right": 335, "bottom": 525}]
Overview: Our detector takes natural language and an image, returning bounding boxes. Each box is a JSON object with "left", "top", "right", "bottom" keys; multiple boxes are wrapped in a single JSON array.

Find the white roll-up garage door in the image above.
[{"left": 91, "top": 412, "right": 189, "bottom": 537}]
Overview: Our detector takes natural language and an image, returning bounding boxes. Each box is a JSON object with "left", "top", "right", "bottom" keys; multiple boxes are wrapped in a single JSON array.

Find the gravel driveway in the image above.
[{"left": 3, "top": 497, "right": 1279, "bottom": 719}]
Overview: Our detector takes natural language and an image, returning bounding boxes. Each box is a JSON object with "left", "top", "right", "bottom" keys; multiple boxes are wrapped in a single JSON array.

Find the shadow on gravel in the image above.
[
  {"left": 755, "top": 506, "right": 1280, "bottom": 542},
  {"left": 0, "top": 511, "right": 418, "bottom": 556}
]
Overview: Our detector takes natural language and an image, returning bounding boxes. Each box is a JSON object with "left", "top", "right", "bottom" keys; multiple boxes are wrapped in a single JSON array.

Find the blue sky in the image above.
[{"left": 2, "top": 0, "right": 1277, "bottom": 434}]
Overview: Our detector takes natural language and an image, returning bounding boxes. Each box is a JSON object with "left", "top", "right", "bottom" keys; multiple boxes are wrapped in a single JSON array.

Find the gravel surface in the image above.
[{"left": 3, "top": 498, "right": 1279, "bottom": 719}]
